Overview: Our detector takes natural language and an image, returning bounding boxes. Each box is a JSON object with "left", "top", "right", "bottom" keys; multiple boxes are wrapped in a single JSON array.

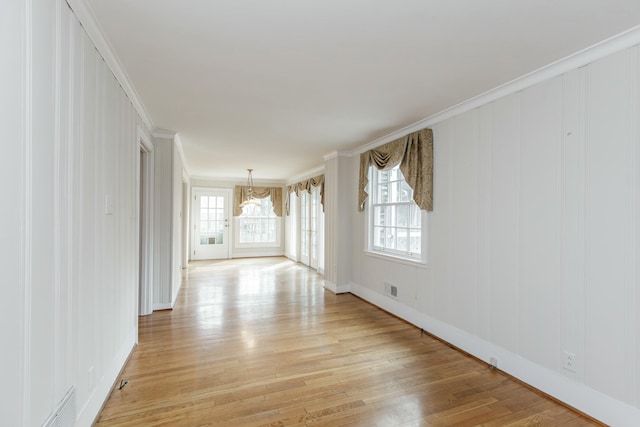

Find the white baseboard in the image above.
[
  {"left": 285, "top": 254, "right": 298, "bottom": 262},
  {"left": 348, "top": 282, "right": 640, "bottom": 427},
  {"left": 231, "top": 251, "right": 284, "bottom": 258},
  {"left": 323, "top": 280, "right": 351, "bottom": 294},
  {"left": 153, "top": 303, "right": 173, "bottom": 311},
  {"left": 75, "top": 334, "right": 135, "bottom": 426},
  {"left": 171, "top": 282, "right": 182, "bottom": 308}
]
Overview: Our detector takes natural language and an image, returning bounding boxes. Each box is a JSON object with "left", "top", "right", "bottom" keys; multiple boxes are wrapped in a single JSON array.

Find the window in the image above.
[
  {"left": 238, "top": 197, "right": 277, "bottom": 244},
  {"left": 369, "top": 164, "right": 422, "bottom": 260},
  {"left": 198, "top": 195, "right": 225, "bottom": 245}
]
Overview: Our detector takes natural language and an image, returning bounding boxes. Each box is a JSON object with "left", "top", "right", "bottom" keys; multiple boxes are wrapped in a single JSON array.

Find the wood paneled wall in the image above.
[
  {"left": 1, "top": 1, "right": 150, "bottom": 425},
  {"left": 348, "top": 45, "right": 640, "bottom": 425}
]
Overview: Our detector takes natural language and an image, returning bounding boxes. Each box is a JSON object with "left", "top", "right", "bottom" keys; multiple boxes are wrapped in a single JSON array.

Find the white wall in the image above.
[
  {"left": 345, "top": 44, "right": 640, "bottom": 425},
  {"left": 152, "top": 135, "right": 186, "bottom": 309},
  {"left": 324, "top": 155, "right": 353, "bottom": 293},
  {"left": 0, "top": 1, "right": 149, "bottom": 425},
  {"left": 152, "top": 137, "right": 173, "bottom": 309},
  {"left": 1, "top": 1, "right": 27, "bottom": 424},
  {"left": 172, "top": 143, "right": 186, "bottom": 303}
]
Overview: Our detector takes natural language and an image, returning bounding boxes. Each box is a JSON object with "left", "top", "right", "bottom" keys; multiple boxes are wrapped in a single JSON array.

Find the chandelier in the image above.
[{"left": 239, "top": 168, "right": 261, "bottom": 208}]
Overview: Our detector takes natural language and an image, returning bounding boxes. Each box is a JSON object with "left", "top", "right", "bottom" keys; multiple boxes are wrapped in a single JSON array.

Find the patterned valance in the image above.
[
  {"left": 284, "top": 174, "right": 325, "bottom": 215},
  {"left": 233, "top": 186, "right": 283, "bottom": 217},
  {"left": 358, "top": 128, "right": 433, "bottom": 211}
]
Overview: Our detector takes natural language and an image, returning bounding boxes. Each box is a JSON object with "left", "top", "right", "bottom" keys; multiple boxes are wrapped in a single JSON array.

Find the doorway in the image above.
[{"left": 300, "top": 186, "right": 322, "bottom": 270}]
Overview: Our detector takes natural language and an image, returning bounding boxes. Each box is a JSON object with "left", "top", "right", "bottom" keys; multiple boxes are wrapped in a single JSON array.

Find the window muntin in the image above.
[
  {"left": 370, "top": 165, "right": 421, "bottom": 259},
  {"left": 239, "top": 197, "right": 277, "bottom": 243}
]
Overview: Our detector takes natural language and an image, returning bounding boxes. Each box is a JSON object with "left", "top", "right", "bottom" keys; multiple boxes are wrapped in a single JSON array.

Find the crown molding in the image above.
[
  {"left": 356, "top": 24, "right": 640, "bottom": 154},
  {"left": 190, "top": 176, "right": 287, "bottom": 187},
  {"left": 151, "top": 130, "right": 192, "bottom": 177},
  {"left": 66, "top": 0, "right": 154, "bottom": 132},
  {"left": 173, "top": 133, "right": 190, "bottom": 178},
  {"left": 151, "top": 129, "right": 176, "bottom": 139},
  {"left": 323, "top": 151, "right": 338, "bottom": 161},
  {"left": 323, "top": 150, "right": 354, "bottom": 161},
  {"left": 286, "top": 165, "right": 325, "bottom": 186},
  {"left": 137, "top": 125, "right": 153, "bottom": 152}
]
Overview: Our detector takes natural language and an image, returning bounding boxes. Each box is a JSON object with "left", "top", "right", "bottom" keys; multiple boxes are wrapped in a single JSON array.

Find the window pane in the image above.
[
  {"left": 373, "top": 226, "right": 385, "bottom": 248},
  {"left": 410, "top": 205, "right": 421, "bottom": 228},
  {"left": 400, "top": 180, "right": 412, "bottom": 202},
  {"left": 410, "top": 229, "right": 421, "bottom": 254},
  {"left": 373, "top": 206, "right": 384, "bottom": 226},
  {"left": 377, "top": 182, "right": 389, "bottom": 204},
  {"left": 386, "top": 227, "right": 397, "bottom": 250},
  {"left": 384, "top": 205, "right": 394, "bottom": 226},
  {"left": 397, "top": 204, "right": 409, "bottom": 227},
  {"left": 238, "top": 203, "right": 277, "bottom": 243},
  {"left": 396, "top": 227, "right": 408, "bottom": 252},
  {"left": 369, "top": 164, "right": 421, "bottom": 258},
  {"left": 390, "top": 167, "right": 400, "bottom": 181}
]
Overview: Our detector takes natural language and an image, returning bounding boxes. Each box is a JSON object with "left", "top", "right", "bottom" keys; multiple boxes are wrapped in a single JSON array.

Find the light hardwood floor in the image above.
[{"left": 96, "top": 257, "right": 600, "bottom": 426}]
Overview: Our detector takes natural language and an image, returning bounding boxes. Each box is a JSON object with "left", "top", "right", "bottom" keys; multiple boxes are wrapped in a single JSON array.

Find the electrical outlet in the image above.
[{"left": 563, "top": 352, "right": 577, "bottom": 373}]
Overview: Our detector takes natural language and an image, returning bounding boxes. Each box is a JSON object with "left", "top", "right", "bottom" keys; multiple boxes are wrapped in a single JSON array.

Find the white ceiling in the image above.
[{"left": 86, "top": 0, "right": 640, "bottom": 181}]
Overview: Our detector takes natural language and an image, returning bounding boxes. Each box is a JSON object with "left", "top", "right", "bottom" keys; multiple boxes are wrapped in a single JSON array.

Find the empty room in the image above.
[{"left": 3, "top": 1, "right": 640, "bottom": 426}]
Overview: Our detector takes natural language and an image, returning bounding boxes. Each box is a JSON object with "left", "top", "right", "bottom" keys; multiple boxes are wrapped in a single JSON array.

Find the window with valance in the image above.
[
  {"left": 358, "top": 128, "right": 433, "bottom": 212},
  {"left": 284, "top": 174, "right": 324, "bottom": 215},
  {"left": 234, "top": 186, "right": 283, "bottom": 245},
  {"left": 233, "top": 186, "right": 283, "bottom": 217},
  {"left": 360, "top": 128, "right": 432, "bottom": 261}
]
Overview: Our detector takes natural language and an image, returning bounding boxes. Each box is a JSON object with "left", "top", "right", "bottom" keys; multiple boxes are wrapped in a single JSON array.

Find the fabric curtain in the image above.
[
  {"left": 233, "top": 186, "right": 283, "bottom": 217},
  {"left": 358, "top": 128, "right": 433, "bottom": 211},
  {"left": 284, "top": 174, "right": 325, "bottom": 215}
]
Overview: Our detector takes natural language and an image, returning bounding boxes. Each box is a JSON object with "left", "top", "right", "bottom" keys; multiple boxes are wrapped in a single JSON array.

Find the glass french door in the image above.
[
  {"left": 300, "top": 187, "right": 320, "bottom": 269},
  {"left": 192, "top": 188, "right": 231, "bottom": 260}
]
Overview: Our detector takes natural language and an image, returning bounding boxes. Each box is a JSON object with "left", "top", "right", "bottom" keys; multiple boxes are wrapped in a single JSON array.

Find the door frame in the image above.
[
  {"left": 138, "top": 130, "right": 154, "bottom": 319},
  {"left": 299, "top": 186, "right": 322, "bottom": 270},
  {"left": 181, "top": 174, "right": 189, "bottom": 268},
  {"left": 300, "top": 190, "right": 310, "bottom": 266}
]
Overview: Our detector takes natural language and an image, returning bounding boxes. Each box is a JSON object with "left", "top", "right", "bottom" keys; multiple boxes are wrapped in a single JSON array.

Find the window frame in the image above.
[{"left": 366, "top": 164, "right": 427, "bottom": 265}]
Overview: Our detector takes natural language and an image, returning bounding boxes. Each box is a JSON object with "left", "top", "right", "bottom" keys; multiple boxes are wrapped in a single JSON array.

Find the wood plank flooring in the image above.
[{"left": 96, "top": 257, "right": 600, "bottom": 426}]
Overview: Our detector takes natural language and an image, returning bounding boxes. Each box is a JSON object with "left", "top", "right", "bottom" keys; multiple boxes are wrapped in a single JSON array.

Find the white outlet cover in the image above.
[{"left": 563, "top": 352, "right": 577, "bottom": 373}]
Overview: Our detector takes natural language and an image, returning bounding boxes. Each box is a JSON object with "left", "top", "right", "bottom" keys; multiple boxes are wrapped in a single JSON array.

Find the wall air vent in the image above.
[{"left": 384, "top": 282, "right": 398, "bottom": 298}]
